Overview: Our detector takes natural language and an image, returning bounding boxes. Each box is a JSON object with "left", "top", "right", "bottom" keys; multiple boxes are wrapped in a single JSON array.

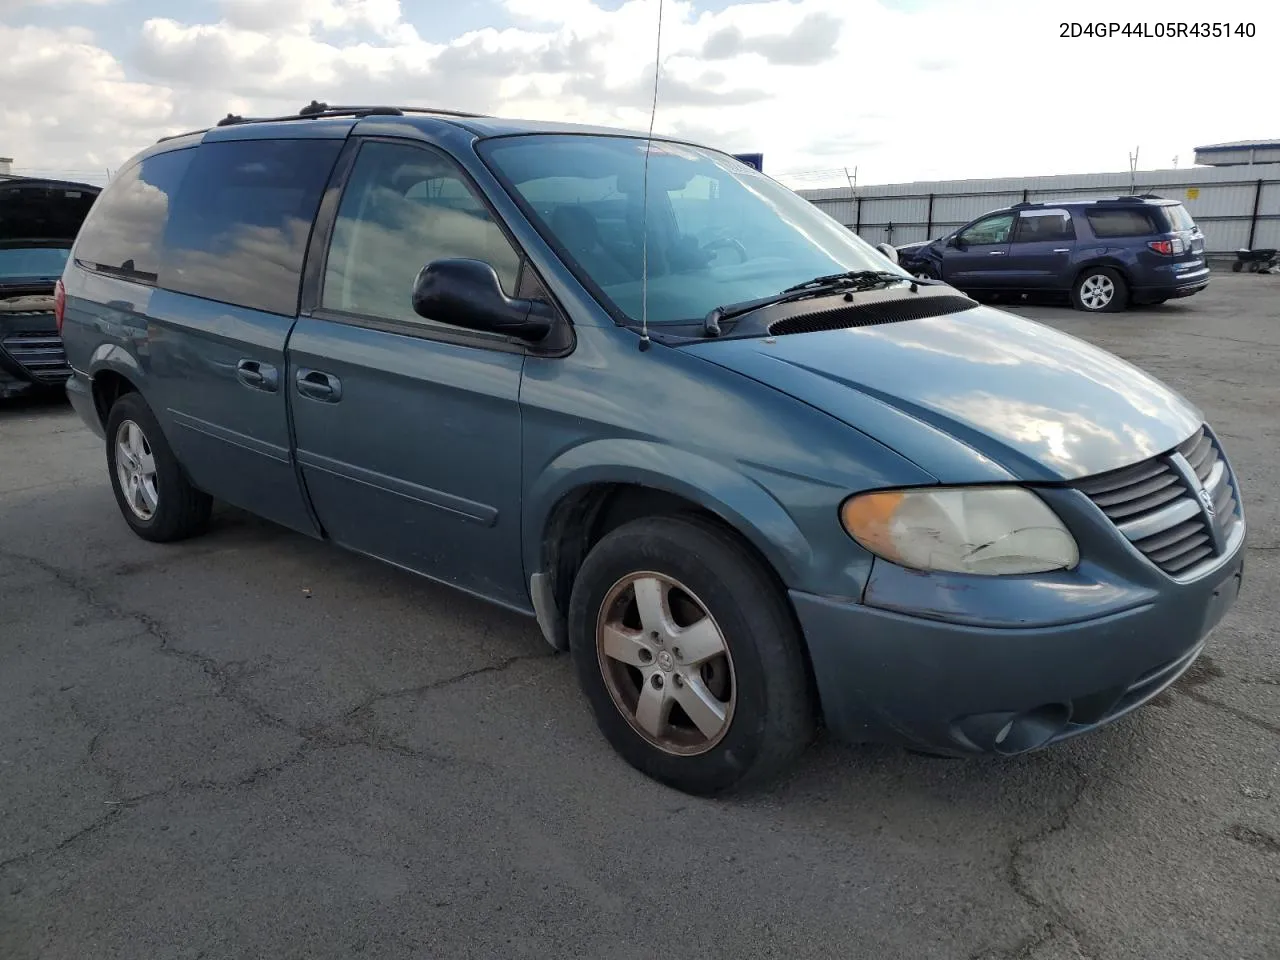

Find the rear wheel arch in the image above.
[
  {"left": 91, "top": 369, "right": 139, "bottom": 428},
  {"left": 1073, "top": 259, "right": 1131, "bottom": 289}
]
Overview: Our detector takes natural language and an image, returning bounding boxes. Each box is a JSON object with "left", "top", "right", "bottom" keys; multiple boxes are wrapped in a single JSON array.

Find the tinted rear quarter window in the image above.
[
  {"left": 1160, "top": 203, "right": 1197, "bottom": 232},
  {"left": 1085, "top": 208, "right": 1160, "bottom": 238},
  {"left": 161, "top": 138, "right": 342, "bottom": 316},
  {"left": 73, "top": 149, "right": 194, "bottom": 283}
]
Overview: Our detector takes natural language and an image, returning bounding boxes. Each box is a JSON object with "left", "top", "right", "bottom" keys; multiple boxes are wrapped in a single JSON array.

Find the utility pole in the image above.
[
  {"left": 844, "top": 166, "right": 857, "bottom": 195},
  {"left": 1128, "top": 146, "right": 1140, "bottom": 194}
]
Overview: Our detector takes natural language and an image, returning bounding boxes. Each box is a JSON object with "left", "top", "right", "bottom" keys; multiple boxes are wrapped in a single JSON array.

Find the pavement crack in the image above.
[
  {"left": 0, "top": 809, "right": 122, "bottom": 875},
  {"left": 342, "top": 652, "right": 553, "bottom": 723},
  {"left": 329, "top": 652, "right": 553, "bottom": 758},
  {"left": 1183, "top": 689, "right": 1280, "bottom": 737},
  {"left": 987, "top": 760, "right": 1096, "bottom": 960},
  {"left": 1226, "top": 823, "right": 1280, "bottom": 854}
]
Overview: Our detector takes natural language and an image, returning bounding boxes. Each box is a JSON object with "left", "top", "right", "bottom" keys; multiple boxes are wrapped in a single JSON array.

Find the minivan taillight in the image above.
[
  {"left": 54, "top": 278, "right": 66, "bottom": 334},
  {"left": 1148, "top": 238, "right": 1186, "bottom": 256}
]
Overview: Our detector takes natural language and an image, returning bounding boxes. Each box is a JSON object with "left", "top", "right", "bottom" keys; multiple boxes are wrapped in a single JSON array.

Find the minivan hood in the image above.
[{"left": 685, "top": 304, "right": 1203, "bottom": 483}]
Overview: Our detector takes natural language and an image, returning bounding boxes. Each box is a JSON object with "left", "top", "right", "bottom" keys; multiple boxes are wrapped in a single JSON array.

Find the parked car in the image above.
[
  {"left": 897, "top": 196, "right": 1210, "bottom": 312},
  {"left": 0, "top": 176, "right": 100, "bottom": 398},
  {"left": 59, "top": 106, "right": 1245, "bottom": 795}
]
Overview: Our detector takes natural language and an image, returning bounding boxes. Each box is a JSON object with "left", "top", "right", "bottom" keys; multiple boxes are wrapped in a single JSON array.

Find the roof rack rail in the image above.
[{"left": 157, "top": 101, "right": 487, "bottom": 143}]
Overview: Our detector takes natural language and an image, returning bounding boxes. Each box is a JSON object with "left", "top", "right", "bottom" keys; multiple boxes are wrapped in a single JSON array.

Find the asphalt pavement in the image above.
[{"left": 2, "top": 272, "right": 1277, "bottom": 959}]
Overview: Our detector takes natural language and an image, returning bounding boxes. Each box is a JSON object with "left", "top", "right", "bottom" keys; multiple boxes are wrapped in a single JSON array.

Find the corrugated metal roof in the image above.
[
  {"left": 1195, "top": 140, "right": 1280, "bottom": 151},
  {"left": 798, "top": 163, "right": 1280, "bottom": 202}
]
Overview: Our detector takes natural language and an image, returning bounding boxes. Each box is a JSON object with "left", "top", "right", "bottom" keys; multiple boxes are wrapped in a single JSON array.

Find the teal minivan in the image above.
[{"left": 58, "top": 104, "right": 1244, "bottom": 794}]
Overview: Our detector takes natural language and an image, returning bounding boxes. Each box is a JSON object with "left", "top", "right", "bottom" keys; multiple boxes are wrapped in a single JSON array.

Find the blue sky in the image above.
[{"left": 1, "top": 0, "right": 1272, "bottom": 185}]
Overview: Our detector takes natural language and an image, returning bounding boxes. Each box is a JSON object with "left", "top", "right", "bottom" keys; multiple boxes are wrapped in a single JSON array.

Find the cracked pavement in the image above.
[{"left": 2, "top": 272, "right": 1278, "bottom": 959}]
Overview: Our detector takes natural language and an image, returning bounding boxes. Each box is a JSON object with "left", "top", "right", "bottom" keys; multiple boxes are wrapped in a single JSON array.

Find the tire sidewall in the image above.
[{"left": 568, "top": 518, "right": 801, "bottom": 795}]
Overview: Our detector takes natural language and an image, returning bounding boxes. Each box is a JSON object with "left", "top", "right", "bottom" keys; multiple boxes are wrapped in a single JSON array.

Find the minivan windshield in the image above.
[{"left": 480, "top": 135, "right": 906, "bottom": 324}]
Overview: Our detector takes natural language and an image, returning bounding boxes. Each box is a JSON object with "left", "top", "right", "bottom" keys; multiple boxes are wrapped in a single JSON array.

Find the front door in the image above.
[
  {"left": 941, "top": 212, "right": 1015, "bottom": 289},
  {"left": 287, "top": 139, "right": 530, "bottom": 609},
  {"left": 1006, "top": 208, "right": 1076, "bottom": 289}
]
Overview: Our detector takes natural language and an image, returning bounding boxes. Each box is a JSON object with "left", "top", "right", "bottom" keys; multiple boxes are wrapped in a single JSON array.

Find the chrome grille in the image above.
[
  {"left": 1076, "top": 426, "right": 1242, "bottom": 576},
  {"left": 1, "top": 326, "right": 70, "bottom": 382}
]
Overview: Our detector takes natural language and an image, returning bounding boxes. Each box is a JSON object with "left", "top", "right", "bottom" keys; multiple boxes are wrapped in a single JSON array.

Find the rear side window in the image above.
[
  {"left": 1086, "top": 208, "right": 1159, "bottom": 238},
  {"left": 161, "top": 139, "right": 342, "bottom": 316},
  {"left": 73, "top": 149, "right": 193, "bottom": 283},
  {"left": 1160, "top": 203, "right": 1197, "bottom": 232},
  {"left": 1013, "top": 209, "right": 1075, "bottom": 243}
]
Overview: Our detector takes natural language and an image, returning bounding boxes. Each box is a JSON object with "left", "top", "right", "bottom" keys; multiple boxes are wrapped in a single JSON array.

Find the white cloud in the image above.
[{"left": 2, "top": 0, "right": 1276, "bottom": 185}]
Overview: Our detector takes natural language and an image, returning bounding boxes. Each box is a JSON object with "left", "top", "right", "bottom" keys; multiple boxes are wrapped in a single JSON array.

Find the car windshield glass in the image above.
[
  {"left": 480, "top": 135, "right": 907, "bottom": 324},
  {"left": 0, "top": 246, "right": 70, "bottom": 280}
]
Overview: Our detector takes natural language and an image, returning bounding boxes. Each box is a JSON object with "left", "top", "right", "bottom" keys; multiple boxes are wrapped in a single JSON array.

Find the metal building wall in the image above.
[{"left": 800, "top": 164, "right": 1280, "bottom": 254}]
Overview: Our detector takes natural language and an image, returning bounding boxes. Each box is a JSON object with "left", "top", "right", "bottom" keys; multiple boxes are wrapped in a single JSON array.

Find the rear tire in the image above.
[
  {"left": 105, "top": 392, "right": 212, "bottom": 543},
  {"left": 1071, "top": 267, "right": 1128, "bottom": 313},
  {"left": 568, "top": 515, "right": 815, "bottom": 796}
]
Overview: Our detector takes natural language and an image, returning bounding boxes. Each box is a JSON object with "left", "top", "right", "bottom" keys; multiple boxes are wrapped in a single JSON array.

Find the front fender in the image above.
[{"left": 524, "top": 438, "right": 820, "bottom": 594}]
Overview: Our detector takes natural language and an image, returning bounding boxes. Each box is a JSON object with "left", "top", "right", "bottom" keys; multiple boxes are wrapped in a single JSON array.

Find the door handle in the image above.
[
  {"left": 295, "top": 368, "right": 342, "bottom": 403},
  {"left": 988, "top": 251, "right": 1007, "bottom": 256},
  {"left": 236, "top": 359, "right": 278, "bottom": 393},
  {"left": 1053, "top": 248, "right": 1071, "bottom": 253}
]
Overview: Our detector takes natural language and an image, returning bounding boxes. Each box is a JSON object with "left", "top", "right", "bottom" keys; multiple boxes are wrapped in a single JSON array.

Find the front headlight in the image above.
[{"left": 840, "top": 486, "right": 1079, "bottom": 575}]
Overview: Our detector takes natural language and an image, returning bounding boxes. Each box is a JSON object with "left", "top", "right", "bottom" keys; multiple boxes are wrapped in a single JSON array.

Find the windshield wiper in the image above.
[
  {"left": 702, "top": 270, "right": 911, "bottom": 336},
  {"left": 781, "top": 269, "right": 907, "bottom": 293}
]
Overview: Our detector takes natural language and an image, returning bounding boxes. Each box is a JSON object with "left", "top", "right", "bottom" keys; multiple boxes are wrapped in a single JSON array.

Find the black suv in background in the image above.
[
  {"left": 897, "top": 196, "right": 1209, "bottom": 313},
  {"left": 0, "top": 176, "right": 100, "bottom": 398}
]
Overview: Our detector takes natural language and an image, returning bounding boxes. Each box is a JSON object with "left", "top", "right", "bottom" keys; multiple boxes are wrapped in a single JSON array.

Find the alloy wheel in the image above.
[
  {"left": 1079, "top": 274, "right": 1115, "bottom": 310},
  {"left": 595, "top": 572, "right": 736, "bottom": 756},
  {"left": 115, "top": 419, "right": 159, "bottom": 520}
]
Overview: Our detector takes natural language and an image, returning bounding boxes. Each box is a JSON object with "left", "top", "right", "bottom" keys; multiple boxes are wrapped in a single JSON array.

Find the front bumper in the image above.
[{"left": 792, "top": 540, "right": 1244, "bottom": 756}]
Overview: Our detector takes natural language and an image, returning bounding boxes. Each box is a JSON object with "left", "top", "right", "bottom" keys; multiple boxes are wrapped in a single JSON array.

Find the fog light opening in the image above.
[{"left": 993, "top": 703, "right": 1071, "bottom": 756}]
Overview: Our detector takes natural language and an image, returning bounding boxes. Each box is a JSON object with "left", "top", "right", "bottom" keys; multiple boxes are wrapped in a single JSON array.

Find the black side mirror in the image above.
[
  {"left": 412, "top": 258, "right": 553, "bottom": 342},
  {"left": 948, "top": 235, "right": 967, "bottom": 251}
]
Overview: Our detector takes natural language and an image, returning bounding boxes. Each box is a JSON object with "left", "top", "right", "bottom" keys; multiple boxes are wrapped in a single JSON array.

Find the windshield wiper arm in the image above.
[
  {"left": 702, "top": 270, "right": 910, "bottom": 336},
  {"left": 782, "top": 269, "right": 906, "bottom": 293}
]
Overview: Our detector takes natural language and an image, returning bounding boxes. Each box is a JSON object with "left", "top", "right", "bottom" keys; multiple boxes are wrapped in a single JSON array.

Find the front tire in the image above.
[
  {"left": 1072, "top": 267, "right": 1128, "bottom": 313},
  {"left": 568, "top": 515, "right": 815, "bottom": 796},
  {"left": 105, "top": 392, "right": 212, "bottom": 542}
]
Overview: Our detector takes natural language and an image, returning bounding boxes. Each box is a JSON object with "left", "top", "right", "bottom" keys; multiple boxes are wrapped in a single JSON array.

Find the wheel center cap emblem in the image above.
[{"left": 656, "top": 651, "right": 675, "bottom": 672}]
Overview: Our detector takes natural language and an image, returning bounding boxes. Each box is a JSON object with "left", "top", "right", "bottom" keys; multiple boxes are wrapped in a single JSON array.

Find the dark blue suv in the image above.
[{"left": 897, "top": 197, "right": 1210, "bottom": 312}]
